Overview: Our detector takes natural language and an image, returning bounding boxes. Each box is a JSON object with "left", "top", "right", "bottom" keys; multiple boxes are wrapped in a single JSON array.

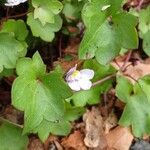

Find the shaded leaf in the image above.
[
  {"left": 27, "top": 13, "right": 62, "bottom": 42},
  {"left": 0, "top": 122, "right": 28, "bottom": 150},
  {"left": 0, "top": 33, "right": 26, "bottom": 72}
]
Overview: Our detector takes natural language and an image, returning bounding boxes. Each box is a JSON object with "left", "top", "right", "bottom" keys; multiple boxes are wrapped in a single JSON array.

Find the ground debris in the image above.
[
  {"left": 83, "top": 107, "right": 107, "bottom": 149},
  {"left": 61, "top": 130, "right": 87, "bottom": 150},
  {"left": 27, "top": 137, "right": 44, "bottom": 150},
  {"left": 112, "top": 54, "right": 150, "bottom": 83},
  {"left": 104, "top": 111, "right": 118, "bottom": 134},
  {"left": 105, "top": 126, "right": 134, "bottom": 150}
]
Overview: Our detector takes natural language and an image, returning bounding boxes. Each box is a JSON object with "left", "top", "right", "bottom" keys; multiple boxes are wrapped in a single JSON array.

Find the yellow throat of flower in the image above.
[{"left": 72, "top": 70, "right": 80, "bottom": 77}]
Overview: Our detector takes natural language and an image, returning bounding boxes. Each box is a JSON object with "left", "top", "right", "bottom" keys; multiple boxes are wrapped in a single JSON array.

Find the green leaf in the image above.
[
  {"left": 143, "top": 31, "right": 150, "bottom": 56},
  {"left": 27, "top": 13, "right": 62, "bottom": 42},
  {"left": 64, "top": 103, "right": 85, "bottom": 121},
  {"left": 67, "top": 59, "right": 116, "bottom": 106},
  {"left": 81, "top": 0, "right": 109, "bottom": 28},
  {"left": 0, "top": 33, "right": 27, "bottom": 72},
  {"left": 62, "top": 0, "right": 86, "bottom": 20},
  {"left": 116, "top": 76, "right": 150, "bottom": 137},
  {"left": 1, "top": 19, "right": 28, "bottom": 41},
  {"left": 79, "top": 0, "right": 138, "bottom": 64},
  {"left": 139, "top": 6, "right": 150, "bottom": 37},
  {"left": 0, "top": 122, "right": 28, "bottom": 150},
  {"left": 0, "top": 68, "right": 14, "bottom": 79},
  {"left": 116, "top": 76, "right": 133, "bottom": 103},
  {"left": 12, "top": 52, "right": 72, "bottom": 134},
  {"left": 31, "top": 103, "right": 84, "bottom": 142},
  {"left": 112, "top": 12, "right": 138, "bottom": 49},
  {"left": 32, "top": 0, "right": 63, "bottom": 25},
  {"left": 33, "top": 119, "right": 71, "bottom": 142}
]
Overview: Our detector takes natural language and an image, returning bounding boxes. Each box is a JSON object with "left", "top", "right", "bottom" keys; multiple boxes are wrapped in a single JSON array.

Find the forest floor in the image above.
[{"left": 0, "top": 0, "right": 150, "bottom": 149}]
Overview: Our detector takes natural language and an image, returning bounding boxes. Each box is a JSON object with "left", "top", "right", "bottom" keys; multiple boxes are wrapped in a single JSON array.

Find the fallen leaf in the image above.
[
  {"left": 104, "top": 111, "right": 118, "bottom": 134},
  {"left": 105, "top": 126, "right": 133, "bottom": 150},
  {"left": 83, "top": 107, "right": 107, "bottom": 149},
  {"left": 27, "top": 137, "right": 44, "bottom": 150},
  {"left": 61, "top": 131, "right": 87, "bottom": 150}
]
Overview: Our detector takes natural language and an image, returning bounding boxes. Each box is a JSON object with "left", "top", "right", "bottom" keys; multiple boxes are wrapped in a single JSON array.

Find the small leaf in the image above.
[
  {"left": 139, "top": 6, "right": 150, "bottom": 37},
  {"left": 116, "top": 76, "right": 150, "bottom": 137},
  {"left": 64, "top": 103, "right": 85, "bottom": 121},
  {"left": 27, "top": 13, "right": 62, "bottom": 42},
  {"left": 116, "top": 76, "right": 133, "bottom": 103},
  {"left": 0, "top": 122, "right": 28, "bottom": 150},
  {"left": 143, "top": 31, "right": 150, "bottom": 56},
  {"left": 1, "top": 19, "right": 28, "bottom": 41},
  {"left": 32, "top": 0, "right": 63, "bottom": 25},
  {"left": 0, "top": 33, "right": 26, "bottom": 72}
]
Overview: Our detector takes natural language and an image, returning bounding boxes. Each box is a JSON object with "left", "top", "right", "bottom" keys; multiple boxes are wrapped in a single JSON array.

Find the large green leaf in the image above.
[
  {"left": 32, "top": 0, "right": 63, "bottom": 25},
  {"left": 0, "top": 33, "right": 27, "bottom": 72},
  {"left": 112, "top": 12, "right": 138, "bottom": 49},
  {"left": 116, "top": 76, "right": 150, "bottom": 137},
  {"left": 79, "top": 0, "right": 138, "bottom": 65},
  {"left": 1, "top": 19, "right": 28, "bottom": 41},
  {"left": 139, "top": 6, "right": 150, "bottom": 37},
  {"left": 143, "top": 31, "right": 150, "bottom": 56},
  {"left": 12, "top": 52, "right": 72, "bottom": 134},
  {"left": 27, "top": 13, "right": 62, "bottom": 42},
  {"left": 67, "top": 59, "right": 116, "bottom": 106},
  {"left": 0, "top": 122, "right": 28, "bottom": 150}
]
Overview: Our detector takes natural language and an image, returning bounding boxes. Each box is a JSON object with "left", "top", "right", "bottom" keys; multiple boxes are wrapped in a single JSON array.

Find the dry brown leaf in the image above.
[
  {"left": 83, "top": 107, "right": 107, "bottom": 149},
  {"left": 104, "top": 111, "right": 118, "bottom": 134},
  {"left": 105, "top": 126, "right": 133, "bottom": 150},
  {"left": 27, "top": 137, "right": 44, "bottom": 150},
  {"left": 61, "top": 131, "right": 87, "bottom": 150}
]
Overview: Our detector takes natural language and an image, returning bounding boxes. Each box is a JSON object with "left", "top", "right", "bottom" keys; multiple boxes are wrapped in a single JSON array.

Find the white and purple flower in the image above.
[
  {"left": 5, "top": 0, "right": 27, "bottom": 6},
  {"left": 66, "top": 64, "right": 94, "bottom": 91}
]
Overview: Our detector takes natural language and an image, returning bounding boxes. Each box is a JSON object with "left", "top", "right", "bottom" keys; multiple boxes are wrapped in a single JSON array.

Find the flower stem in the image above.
[{"left": 92, "top": 73, "right": 116, "bottom": 87}]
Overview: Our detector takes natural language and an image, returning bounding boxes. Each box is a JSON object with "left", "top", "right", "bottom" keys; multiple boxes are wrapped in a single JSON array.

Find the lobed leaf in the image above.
[
  {"left": 0, "top": 122, "right": 28, "bottom": 150},
  {"left": 116, "top": 76, "right": 150, "bottom": 137},
  {"left": 0, "top": 33, "right": 27, "bottom": 72},
  {"left": 27, "top": 13, "right": 62, "bottom": 42},
  {"left": 79, "top": 0, "right": 138, "bottom": 65},
  {"left": 32, "top": 0, "right": 63, "bottom": 25}
]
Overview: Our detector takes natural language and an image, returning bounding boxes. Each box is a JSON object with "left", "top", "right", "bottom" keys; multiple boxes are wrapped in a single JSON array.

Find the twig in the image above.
[
  {"left": 7, "top": 9, "right": 33, "bottom": 19},
  {"left": 137, "top": 0, "right": 144, "bottom": 10},
  {"left": 124, "top": 73, "right": 138, "bottom": 82},
  {"left": 0, "top": 117, "right": 23, "bottom": 128},
  {"left": 121, "top": 50, "right": 132, "bottom": 72},
  {"left": 92, "top": 73, "right": 116, "bottom": 87}
]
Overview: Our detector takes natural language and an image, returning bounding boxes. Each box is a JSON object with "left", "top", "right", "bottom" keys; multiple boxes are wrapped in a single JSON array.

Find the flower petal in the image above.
[
  {"left": 66, "top": 64, "right": 77, "bottom": 81},
  {"left": 80, "top": 69, "right": 94, "bottom": 80},
  {"left": 68, "top": 81, "right": 80, "bottom": 91},
  {"left": 78, "top": 79, "right": 92, "bottom": 90}
]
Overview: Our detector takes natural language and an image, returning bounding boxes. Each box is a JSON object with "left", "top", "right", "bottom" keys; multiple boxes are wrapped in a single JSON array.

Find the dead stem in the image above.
[
  {"left": 0, "top": 117, "right": 23, "bottom": 128},
  {"left": 121, "top": 50, "right": 132, "bottom": 72}
]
